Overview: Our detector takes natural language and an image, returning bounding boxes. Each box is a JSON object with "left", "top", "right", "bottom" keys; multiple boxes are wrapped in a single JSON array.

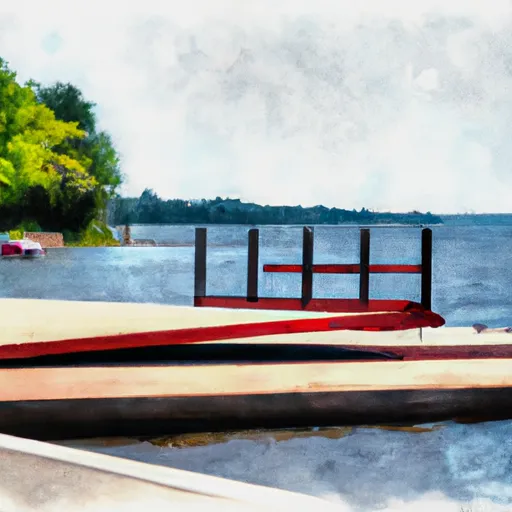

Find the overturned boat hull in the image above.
[
  {"left": 0, "top": 299, "right": 511, "bottom": 440},
  {"left": 1, "top": 358, "right": 512, "bottom": 440},
  {"left": 3, "top": 388, "right": 512, "bottom": 442}
]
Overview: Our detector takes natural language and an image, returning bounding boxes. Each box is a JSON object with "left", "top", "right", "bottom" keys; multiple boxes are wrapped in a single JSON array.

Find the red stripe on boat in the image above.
[{"left": 0, "top": 309, "right": 445, "bottom": 360}]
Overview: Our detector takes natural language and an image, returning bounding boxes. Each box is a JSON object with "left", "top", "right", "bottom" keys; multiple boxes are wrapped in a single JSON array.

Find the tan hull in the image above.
[{"left": 0, "top": 358, "right": 511, "bottom": 440}]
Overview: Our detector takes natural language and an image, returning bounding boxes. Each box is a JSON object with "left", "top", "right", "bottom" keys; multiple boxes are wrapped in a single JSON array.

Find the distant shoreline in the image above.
[
  {"left": 116, "top": 222, "right": 436, "bottom": 228},
  {"left": 108, "top": 195, "right": 444, "bottom": 226},
  {"left": 49, "top": 215, "right": 512, "bottom": 248}
]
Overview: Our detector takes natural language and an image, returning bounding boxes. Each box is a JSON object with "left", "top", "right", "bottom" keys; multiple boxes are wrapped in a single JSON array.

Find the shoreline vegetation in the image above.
[
  {"left": 5, "top": 220, "right": 120, "bottom": 247},
  {"left": 7, "top": 196, "right": 444, "bottom": 249},
  {"left": 0, "top": 58, "right": 122, "bottom": 247},
  {"left": 107, "top": 190, "right": 443, "bottom": 228}
]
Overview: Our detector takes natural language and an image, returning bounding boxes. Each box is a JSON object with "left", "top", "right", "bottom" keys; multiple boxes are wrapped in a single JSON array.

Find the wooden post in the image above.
[
  {"left": 194, "top": 228, "right": 207, "bottom": 301},
  {"left": 247, "top": 228, "right": 259, "bottom": 302},
  {"left": 359, "top": 229, "right": 370, "bottom": 305},
  {"left": 301, "top": 227, "right": 314, "bottom": 308},
  {"left": 421, "top": 228, "right": 432, "bottom": 311},
  {"left": 122, "top": 225, "right": 132, "bottom": 246}
]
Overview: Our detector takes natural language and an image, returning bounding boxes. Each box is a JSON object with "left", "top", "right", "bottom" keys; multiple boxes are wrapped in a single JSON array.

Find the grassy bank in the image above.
[
  {"left": 63, "top": 221, "right": 120, "bottom": 247},
  {"left": 6, "top": 220, "right": 41, "bottom": 241}
]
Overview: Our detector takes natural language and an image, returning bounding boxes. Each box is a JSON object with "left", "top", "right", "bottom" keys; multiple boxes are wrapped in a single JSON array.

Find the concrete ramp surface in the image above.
[{"left": 0, "top": 433, "right": 342, "bottom": 512}]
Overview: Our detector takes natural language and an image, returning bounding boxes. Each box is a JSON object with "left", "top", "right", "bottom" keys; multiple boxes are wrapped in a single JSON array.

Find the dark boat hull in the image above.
[{"left": 2, "top": 386, "right": 512, "bottom": 441}]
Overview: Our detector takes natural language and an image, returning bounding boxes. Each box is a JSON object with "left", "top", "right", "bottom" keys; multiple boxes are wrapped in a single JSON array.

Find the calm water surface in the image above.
[
  {"left": 2, "top": 223, "right": 512, "bottom": 510},
  {"left": 1, "top": 224, "right": 511, "bottom": 326}
]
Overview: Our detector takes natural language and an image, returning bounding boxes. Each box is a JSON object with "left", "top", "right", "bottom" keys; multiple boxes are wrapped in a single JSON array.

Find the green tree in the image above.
[
  {"left": 32, "top": 82, "right": 96, "bottom": 134},
  {"left": 32, "top": 81, "right": 123, "bottom": 214},
  {"left": 136, "top": 188, "right": 163, "bottom": 223},
  {"left": 0, "top": 59, "right": 95, "bottom": 208}
]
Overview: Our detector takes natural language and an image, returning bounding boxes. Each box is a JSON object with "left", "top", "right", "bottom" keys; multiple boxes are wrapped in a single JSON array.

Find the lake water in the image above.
[
  {"left": 2, "top": 223, "right": 512, "bottom": 511},
  {"left": 1, "top": 223, "right": 512, "bottom": 327},
  {"left": 73, "top": 421, "right": 512, "bottom": 512}
]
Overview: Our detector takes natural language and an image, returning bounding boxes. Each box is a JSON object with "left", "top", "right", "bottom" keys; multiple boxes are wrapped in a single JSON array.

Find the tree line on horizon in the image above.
[
  {"left": 0, "top": 58, "right": 123, "bottom": 235},
  {"left": 108, "top": 189, "right": 443, "bottom": 226}
]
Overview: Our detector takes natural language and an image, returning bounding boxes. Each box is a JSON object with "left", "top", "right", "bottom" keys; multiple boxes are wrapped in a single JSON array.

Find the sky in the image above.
[{"left": 1, "top": 0, "right": 512, "bottom": 213}]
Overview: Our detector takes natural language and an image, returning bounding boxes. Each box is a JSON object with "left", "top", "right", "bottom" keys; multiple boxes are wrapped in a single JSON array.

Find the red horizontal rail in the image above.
[
  {"left": 0, "top": 309, "right": 445, "bottom": 360},
  {"left": 194, "top": 297, "right": 426, "bottom": 314},
  {"left": 263, "top": 264, "right": 422, "bottom": 274}
]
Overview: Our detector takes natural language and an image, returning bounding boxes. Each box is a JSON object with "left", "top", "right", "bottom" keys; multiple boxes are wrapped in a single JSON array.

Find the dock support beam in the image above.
[
  {"left": 247, "top": 229, "right": 259, "bottom": 302},
  {"left": 359, "top": 229, "right": 370, "bottom": 305},
  {"left": 421, "top": 228, "right": 432, "bottom": 311},
  {"left": 301, "top": 227, "right": 314, "bottom": 308},
  {"left": 194, "top": 228, "right": 207, "bottom": 300}
]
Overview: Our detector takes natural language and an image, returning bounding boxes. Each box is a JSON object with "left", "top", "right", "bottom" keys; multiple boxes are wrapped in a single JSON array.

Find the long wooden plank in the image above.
[
  {"left": 0, "top": 309, "right": 443, "bottom": 360},
  {"left": 0, "top": 358, "right": 511, "bottom": 402}
]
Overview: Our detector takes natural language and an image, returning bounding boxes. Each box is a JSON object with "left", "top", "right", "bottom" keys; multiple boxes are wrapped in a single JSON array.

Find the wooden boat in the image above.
[
  {"left": 0, "top": 433, "right": 337, "bottom": 511},
  {"left": 0, "top": 296, "right": 511, "bottom": 441},
  {"left": 0, "top": 226, "right": 511, "bottom": 441}
]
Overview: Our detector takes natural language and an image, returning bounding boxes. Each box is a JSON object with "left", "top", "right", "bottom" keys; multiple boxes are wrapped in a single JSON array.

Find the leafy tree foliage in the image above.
[
  {"left": 32, "top": 82, "right": 123, "bottom": 198},
  {"left": 0, "top": 59, "right": 122, "bottom": 233}
]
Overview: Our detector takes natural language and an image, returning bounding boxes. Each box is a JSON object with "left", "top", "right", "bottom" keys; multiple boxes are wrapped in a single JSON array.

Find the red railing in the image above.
[{"left": 193, "top": 226, "right": 433, "bottom": 314}]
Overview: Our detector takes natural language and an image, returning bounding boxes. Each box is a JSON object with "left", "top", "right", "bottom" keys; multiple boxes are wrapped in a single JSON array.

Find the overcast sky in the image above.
[{"left": 1, "top": 0, "right": 512, "bottom": 213}]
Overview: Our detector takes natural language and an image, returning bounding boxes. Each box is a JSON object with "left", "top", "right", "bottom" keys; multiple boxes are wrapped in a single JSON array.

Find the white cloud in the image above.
[{"left": 1, "top": 0, "right": 512, "bottom": 212}]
